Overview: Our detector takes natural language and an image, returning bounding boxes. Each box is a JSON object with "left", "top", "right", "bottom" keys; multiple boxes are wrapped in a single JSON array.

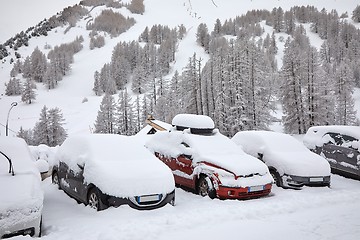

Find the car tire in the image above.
[
  {"left": 270, "top": 169, "right": 283, "bottom": 187},
  {"left": 197, "top": 176, "right": 216, "bottom": 199},
  {"left": 87, "top": 187, "right": 106, "bottom": 211},
  {"left": 52, "top": 171, "right": 61, "bottom": 189}
]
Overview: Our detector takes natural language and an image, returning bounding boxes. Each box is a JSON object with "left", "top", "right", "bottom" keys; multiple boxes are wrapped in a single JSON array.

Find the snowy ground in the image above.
[
  {"left": 32, "top": 175, "right": 360, "bottom": 240},
  {"left": 1, "top": 1, "right": 360, "bottom": 239}
]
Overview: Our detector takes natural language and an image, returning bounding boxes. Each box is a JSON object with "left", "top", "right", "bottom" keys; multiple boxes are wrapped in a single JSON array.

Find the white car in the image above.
[
  {"left": 52, "top": 134, "right": 175, "bottom": 210},
  {"left": 232, "top": 131, "right": 331, "bottom": 189},
  {"left": 0, "top": 137, "right": 43, "bottom": 238},
  {"left": 146, "top": 114, "right": 273, "bottom": 200}
]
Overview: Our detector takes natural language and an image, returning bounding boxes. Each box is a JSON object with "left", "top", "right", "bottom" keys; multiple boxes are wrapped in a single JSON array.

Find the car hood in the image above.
[
  {"left": 265, "top": 151, "right": 331, "bottom": 176},
  {"left": 84, "top": 159, "right": 175, "bottom": 197},
  {"left": 199, "top": 153, "right": 269, "bottom": 177}
]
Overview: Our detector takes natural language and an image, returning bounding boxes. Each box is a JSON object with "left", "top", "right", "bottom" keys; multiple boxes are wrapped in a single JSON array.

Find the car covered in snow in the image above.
[
  {"left": 232, "top": 131, "right": 331, "bottom": 189},
  {"left": 304, "top": 125, "right": 360, "bottom": 180},
  {"left": 52, "top": 134, "right": 175, "bottom": 211},
  {"left": 145, "top": 114, "right": 273, "bottom": 200},
  {"left": 0, "top": 137, "right": 43, "bottom": 238}
]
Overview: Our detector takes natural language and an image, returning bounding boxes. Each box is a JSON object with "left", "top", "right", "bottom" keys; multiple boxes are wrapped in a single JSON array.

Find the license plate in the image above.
[
  {"left": 138, "top": 195, "right": 160, "bottom": 203},
  {"left": 249, "top": 185, "right": 264, "bottom": 192},
  {"left": 310, "top": 177, "right": 323, "bottom": 182}
]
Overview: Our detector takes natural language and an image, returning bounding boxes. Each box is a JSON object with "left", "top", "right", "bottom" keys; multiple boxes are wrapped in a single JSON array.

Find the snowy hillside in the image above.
[
  {"left": 0, "top": 0, "right": 360, "bottom": 138},
  {"left": 1, "top": 1, "right": 360, "bottom": 240}
]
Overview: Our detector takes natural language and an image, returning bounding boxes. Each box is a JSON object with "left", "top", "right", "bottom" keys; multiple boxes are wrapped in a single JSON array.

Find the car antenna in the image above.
[{"left": 0, "top": 150, "right": 15, "bottom": 176}]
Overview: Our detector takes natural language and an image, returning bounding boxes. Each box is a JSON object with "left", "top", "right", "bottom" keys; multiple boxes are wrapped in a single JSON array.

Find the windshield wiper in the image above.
[{"left": 0, "top": 150, "right": 15, "bottom": 176}]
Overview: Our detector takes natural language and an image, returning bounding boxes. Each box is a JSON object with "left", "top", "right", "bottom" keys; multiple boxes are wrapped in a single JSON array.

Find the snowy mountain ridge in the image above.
[{"left": 0, "top": 0, "right": 359, "bottom": 138}]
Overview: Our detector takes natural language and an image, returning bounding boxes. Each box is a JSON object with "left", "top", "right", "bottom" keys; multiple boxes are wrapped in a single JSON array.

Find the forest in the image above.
[{"left": 3, "top": 1, "right": 360, "bottom": 145}]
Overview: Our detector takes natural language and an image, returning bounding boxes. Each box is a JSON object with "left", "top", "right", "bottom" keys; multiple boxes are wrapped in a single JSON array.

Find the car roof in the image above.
[
  {"left": 232, "top": 130, "right": 308, "bottom": 154},
  {"left": 304, "top": 125, "right": 360, "bottom": 149},
  {"left": 0, "top": 136, "right": 38, "bottom": 174}
]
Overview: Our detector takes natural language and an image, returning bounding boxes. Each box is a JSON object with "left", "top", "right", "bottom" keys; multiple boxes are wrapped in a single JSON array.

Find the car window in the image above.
[{"left": 325, "top": 132, "right": 358, "bottom": 147}]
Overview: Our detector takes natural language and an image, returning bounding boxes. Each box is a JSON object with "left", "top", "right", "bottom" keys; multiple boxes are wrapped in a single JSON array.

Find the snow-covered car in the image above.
[
  {"left": 232, "top": 131, "right": 331, "bottom": 189},
  {"left": 146, "top": 114, "right": 273, "bottom": 200},
  {"left": 304, "top": 125, "right": 360, "bottom": 180},
  {"left": 52, "top": 134, "right": 175, "bottom": 211},
  {"left": 0, "top": 137, "right": 43, "bottom": 238}
]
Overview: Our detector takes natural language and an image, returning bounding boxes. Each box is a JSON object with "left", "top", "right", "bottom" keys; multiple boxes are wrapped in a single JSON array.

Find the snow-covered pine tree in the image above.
[
  {"left": 47, "top": 107, "right": 67, "bottom": 146},
  {"left": 116, "top": 89, "right": 135, "bottom": 135},
  {"left": 30, "top": 47, "right": 47, "bottom": 82},
  {"left": 5, "top": 77, "right": 22, "bottom": 96},
  {"left": 94, "top": 94, "right": 116, "bottom": 134},
  {"left": 32, "top": 106, "right": 67, "bottom": 146},
  {"left": 93, "top": 70, "right": 103, "bottom": 96},
  {"left": 21, "top": 78, "right": 36, "bottom": 104},
  {"left": 280, "top": 37, "right": 307, "bottom": 134},
  {"left": 352, "top": 5, "right": 360, "bottom": 22},
  {"left": 196, "top": 23, "right": 210, "bottom": 53},
  {"left": 334, "top": 60, "right": 359, "bottom": 125},
  {"left": 17, "top": 127, "right": 34, "bottom": 145}
]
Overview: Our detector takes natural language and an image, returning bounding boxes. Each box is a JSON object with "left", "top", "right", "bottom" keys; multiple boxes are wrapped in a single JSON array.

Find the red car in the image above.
[{"left": 146, "top": 114, "right": 273, "bottom": 200}]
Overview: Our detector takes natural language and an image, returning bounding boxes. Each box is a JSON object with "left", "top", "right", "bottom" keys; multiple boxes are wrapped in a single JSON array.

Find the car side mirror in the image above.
[
  {"left": 35, "top": 159, "right": 50, "bottom": 174},
  {"left": 183, "top": 154, "right": 192, "bottom": 160},
  {"left": 351, "top": 141, "right": 359, "bottom": 150}
]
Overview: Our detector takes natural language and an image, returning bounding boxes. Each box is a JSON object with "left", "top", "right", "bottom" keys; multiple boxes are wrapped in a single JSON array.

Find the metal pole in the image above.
[{"left": 5, "top": 102, "right": 17, "bottom": 136}]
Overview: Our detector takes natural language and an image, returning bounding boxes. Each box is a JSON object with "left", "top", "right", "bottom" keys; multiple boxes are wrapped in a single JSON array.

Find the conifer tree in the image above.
[
  {"left": 5, "top": 78, "right": 22, "bottom": 96},
  {"left": 116, "top": 89, "right": 135, "bottom": 135},
  {"left": 94, "top": 94, "right": 116, "bottom": 134},
  {"left": 21, "top": 78, "right": 36, "bottom": 104},
  {"left": 33, "top": 106, "right": 67, "bottom": 147}
]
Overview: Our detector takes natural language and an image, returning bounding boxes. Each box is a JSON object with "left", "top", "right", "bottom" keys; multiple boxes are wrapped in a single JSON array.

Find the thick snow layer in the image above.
[
  {"left": 232, "top": 131, "right": 331, "bottom": 176},
  {"left": 55, "top": 134, "right": 175, "bottom": 197},
  {"left": 0, "top": 137, "right": 43, "bottom": 236},
  {"left": 172, "top": 114, "right": 215, "bottom": 129},
  {"left": 146, "top": 129, "right": 270, "bottom": 178},
  {"left": 303, "top": 125, "right": 360, "bottom": 149},
  {"left": 39, "top": 174, "right": 360, "bottom": 240}
]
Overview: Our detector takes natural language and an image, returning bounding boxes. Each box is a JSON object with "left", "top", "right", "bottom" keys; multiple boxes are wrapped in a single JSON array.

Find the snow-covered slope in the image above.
[{"left": 0, "top": 0, "right": 359, "bottom": 137}]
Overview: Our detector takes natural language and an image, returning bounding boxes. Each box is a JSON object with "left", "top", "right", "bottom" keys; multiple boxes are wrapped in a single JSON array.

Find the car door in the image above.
[
  {"left": 322, "top": 133, "right": 360, "bottom": 176},
  {"left": 68, "top": 164, "right": 87, "bottom": 202},
  {"left": 58, "top": 161, "right": 74, "bottom": 195},
  {"left": 175, "top": 154, "right": 196, "bottom": 189}
]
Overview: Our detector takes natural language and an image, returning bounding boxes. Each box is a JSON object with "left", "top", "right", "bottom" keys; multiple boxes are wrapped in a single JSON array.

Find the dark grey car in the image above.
[{"left": 304, "top": 126, "right": 360, "bottom": 180}]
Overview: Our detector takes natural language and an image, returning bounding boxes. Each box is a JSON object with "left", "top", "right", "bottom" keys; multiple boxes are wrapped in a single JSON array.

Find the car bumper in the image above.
[
  {"left": 106, "top": 190, "right": 175, "bottom": 210},
  {"left": 283, "top": 174, "right": 331, "bottom": 188},
  {"left": 0, "top": 213, "right": 41, "bottom": 238},
  {"left": 216, "top": 183, "right": 272, "bottom": 200}
]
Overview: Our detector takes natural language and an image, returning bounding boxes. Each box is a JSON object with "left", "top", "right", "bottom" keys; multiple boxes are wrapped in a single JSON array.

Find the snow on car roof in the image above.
[
  {"left": 0, "top": 136, "right": 38, "bottom": 174},
  {"left": 172, "top": 114, "right": 215, "bottom": 129},
  {"left": 232, "top": 131, "right": 308, "bottom": 156},
  {"left": 55, "top": 134, "right": 174, "bottom": 197},
  {"left": 303, "top": 125, "right": 360, "bottom": 149},
  {"left": 232, "top": 131, "right": 331, "bottom": 176}
]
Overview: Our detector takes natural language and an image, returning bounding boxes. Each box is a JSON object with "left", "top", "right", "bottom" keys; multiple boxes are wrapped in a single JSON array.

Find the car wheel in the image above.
[
  {"left": 87, "top": 187, "right": 106, "bottom": 211},
  {"left": 270, "top": 170, "right": 282, "bottom": 187},
  {"left": 52, "top": 171, "right": 60, "bottom": 189},
  {"left": 197, "top": 176, "right": 216, "bottom": 199}
]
